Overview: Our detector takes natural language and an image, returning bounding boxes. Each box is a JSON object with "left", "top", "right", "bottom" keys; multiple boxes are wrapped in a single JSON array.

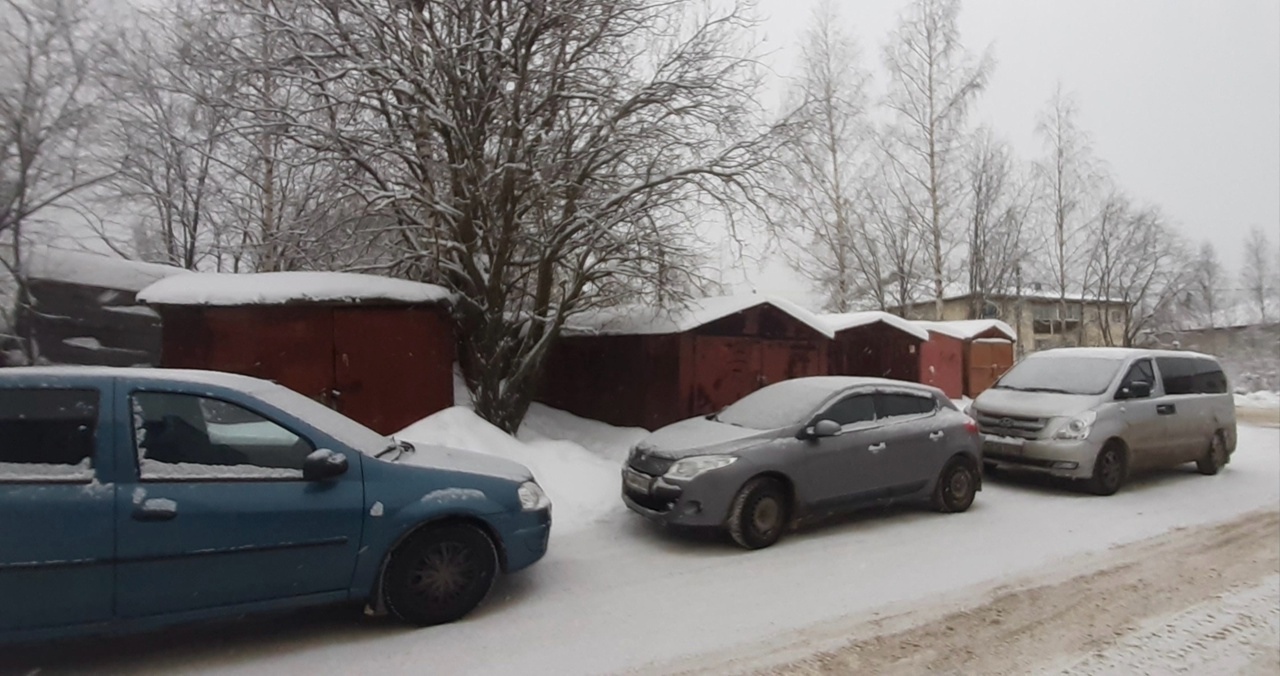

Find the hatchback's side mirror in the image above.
[
  {"left": 803, "top": 419, "right": 842, "bottom": 439},
  {"left": 1118, "top": 381, "right": 1152, "bottom": 400},
  {"left": 304, "top": 448, "right": 349, "bottom": 481}
]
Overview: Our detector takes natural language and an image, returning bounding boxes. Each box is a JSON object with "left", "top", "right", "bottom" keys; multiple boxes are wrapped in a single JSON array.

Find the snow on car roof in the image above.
[
  {"left": 0, "top": 365, "right": 272, "bottom": 390},
  {"left": 820, "top": 311, "right": 930, "bottom": 341},
  {"left": 19, "top": 246, "right": 188, "bottom": 292},
  {"left": 1030, "top": 346, "right": 1220, "bottom": 361},
  {"left": 913, "top": 319, "right": 1017, "bottom": 341},
  {"left": 138, "top": 271, "right": 454, "bottom": 307},
  {"left": 563, "top": 293, "right": 836, "bottom": 338}
]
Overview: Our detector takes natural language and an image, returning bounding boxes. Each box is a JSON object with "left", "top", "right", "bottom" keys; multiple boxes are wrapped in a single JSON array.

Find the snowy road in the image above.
[{"left": 6, "top": 425, "right": 1279, "bottom": 676}]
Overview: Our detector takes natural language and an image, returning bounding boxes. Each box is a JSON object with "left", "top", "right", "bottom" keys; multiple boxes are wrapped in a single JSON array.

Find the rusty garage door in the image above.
[
  {"left": 966, "top": 339, "right": 1014, "bottom": 398},
  {"left": 690, "top": 336, "right": 826, "bottom": 417}
]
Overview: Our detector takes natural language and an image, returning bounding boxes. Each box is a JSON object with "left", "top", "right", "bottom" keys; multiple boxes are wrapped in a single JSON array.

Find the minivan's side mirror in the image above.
[
  {"left": 1118, "top": 380, "right": 1152, "bottom": 400},
  {"left": 803, "top": 419, "right": 842, "bottom": 439},
  {"left": 303, "top": 448, "right": 349, "bottom": 481}
]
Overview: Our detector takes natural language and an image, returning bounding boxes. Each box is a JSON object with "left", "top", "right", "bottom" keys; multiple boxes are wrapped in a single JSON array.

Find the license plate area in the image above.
[
  {"left": 983, "top": 436, "right": 1026, "bottom": 455},
  {"left": 624, "top": 469, "right": 653, "bottom": 494}
]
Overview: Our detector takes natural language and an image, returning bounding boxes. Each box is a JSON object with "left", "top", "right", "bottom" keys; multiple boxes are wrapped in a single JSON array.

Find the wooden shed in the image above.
[
  {"left": 538, "top": 295, "right": 835, "bottom": 430},
  {"left": 1, "top": 246, "right": 186, "bottom": 367},
  {"left": 916, "top": 328, "right": 966, "bottom": 399},
  {"left": 821, "top": 311, "right": 929, "bottom": 382},
  {"left": 139, "top": 272, "right": 455, "bottom": 435},
  {"left": 914, "top": 320, "right": 1017, "bottom": 398}
]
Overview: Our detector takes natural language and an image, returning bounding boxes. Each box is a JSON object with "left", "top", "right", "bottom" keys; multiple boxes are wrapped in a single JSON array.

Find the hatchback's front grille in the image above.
[
  {"left": 976, "top": 412, "right": 1047, "bottom": 439},
  {"left": 629, "top": 449, "right": 674, "bottom": 476}
]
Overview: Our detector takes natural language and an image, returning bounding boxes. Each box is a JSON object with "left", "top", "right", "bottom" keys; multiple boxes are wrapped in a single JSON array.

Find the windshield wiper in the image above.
[
  {"left": 376, "top": 437, "right": 417, "bottom": 461},
  {"left": 1017, "top": 386, "right": 1075, "bottom": 394}
]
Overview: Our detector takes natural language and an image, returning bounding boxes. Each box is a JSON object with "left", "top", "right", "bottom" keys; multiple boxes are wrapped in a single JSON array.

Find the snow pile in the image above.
[
  {"left": 1235, "top": 391, "right": 1280, "bottom": 410},
  {"left": 519, "top": 402, "right": 647, "bottom": 464},
  {"left": 397, "top": 406, "right": 626, "bottom": 533},
  {"left": 139, "top": 271, "right": 453, "bottom": 307},
  {"left": 564, "top": 293, "right": 835, "bottom": 338},
  {"left": 21, "top": 246, "right": 187, "bottom": 292},
  {"left": 820, "top": 310, "right": 930, "bottom": 341}
]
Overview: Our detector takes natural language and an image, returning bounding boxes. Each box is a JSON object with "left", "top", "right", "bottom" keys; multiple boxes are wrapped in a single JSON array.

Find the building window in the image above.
[{"left": 1110, "top": 309, "right": 1124, "bottom": 324}]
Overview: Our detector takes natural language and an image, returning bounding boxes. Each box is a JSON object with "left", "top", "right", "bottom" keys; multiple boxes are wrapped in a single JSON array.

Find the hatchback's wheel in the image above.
[
  {"left": 382, "top": 523, "right": 497, "bottom": 626},
  {"left": 1089, "top": 443, "right": 1127, "bottom": 496},
  {"left": 1196, "top": 432, "right": 1228, "bottom": 476},
  {"left": 933, "top": 458, "right": 977, "bottom": 513},
  {"left": 728, "top": 477, "right": 789, "bottom": 550}
]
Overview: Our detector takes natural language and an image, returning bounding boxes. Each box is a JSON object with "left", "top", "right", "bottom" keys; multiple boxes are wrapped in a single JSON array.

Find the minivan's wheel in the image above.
[
  {"left": 933, "top": 458, "right": 977, "bottom": 513},
  {"left": 382, "top": 523, "right": 498, "bottom": 626},
  {"left": 1089, "top": 443, "right": 1127, "bottom": 496},
  {"left": 728, "top": 477, "right": 789, "bottom": 550},
  {"left": 1196, "top": 432, "right": 1228, "bottom": 476}
]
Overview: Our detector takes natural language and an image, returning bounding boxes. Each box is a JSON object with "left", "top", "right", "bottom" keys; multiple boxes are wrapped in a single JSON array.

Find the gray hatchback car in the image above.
[{"left": 621, "top": 377, "right": 983, "bottom": 549}]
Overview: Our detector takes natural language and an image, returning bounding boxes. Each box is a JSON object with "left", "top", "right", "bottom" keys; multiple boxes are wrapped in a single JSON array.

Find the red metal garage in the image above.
[
  {"left": 139, "top": 272, "right": 455, "bottom": 434},
  {"left": 539, "top": 295, "right": 835, "bottom": 430},
  {"left": 822, "top": 311, "right": 929, "bottom": 383},
  {"left": 914, "top": 320, "right": 1017, "bottom": 398}
]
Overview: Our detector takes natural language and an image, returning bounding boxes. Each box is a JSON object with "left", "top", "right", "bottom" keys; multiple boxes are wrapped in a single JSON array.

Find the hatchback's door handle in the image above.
[
  {"left": 868, "top": 442, "right": 886, "bottom": 452},
  {"left": 1157, "top": 404, "right": 1176, "bottom": 415},
  {"left": 929, "top": 431, "right": 945, "bottom": 441},
  {"left": 132, "top": 499, "right": 177, "bottom": 522}
]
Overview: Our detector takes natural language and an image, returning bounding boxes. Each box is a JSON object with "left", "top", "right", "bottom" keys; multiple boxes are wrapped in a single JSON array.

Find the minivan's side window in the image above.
[
  {"left": 132, "top": 392, "right": 313, "bottom": 481},
  {"left": 877, "top": 393, "right": 936, "bottom": 420},
  {"left": 1119, "top": 359, "right": 1155, "bottom": 397},
  {"left": 0, "top": 389, "right": 98, "bottom": 483},
  {"left": 821, "top": 394, "right": 877, "bottom": 427},
  {"left": 1155, "top": 357, "right": 1197, "bottom": 395},
  {"left": 1194, "top": 358, "right": 1228, "bottom": 394}
]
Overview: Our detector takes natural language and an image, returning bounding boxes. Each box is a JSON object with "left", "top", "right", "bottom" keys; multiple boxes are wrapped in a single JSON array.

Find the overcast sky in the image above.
[{"left": 735, "top": 0, "right": 1280, "bottom": 303}]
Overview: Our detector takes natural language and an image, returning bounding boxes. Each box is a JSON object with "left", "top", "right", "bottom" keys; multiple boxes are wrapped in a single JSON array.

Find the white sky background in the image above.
[{"left": 731, "top": 0, "right": 1280, "bottom": 305}]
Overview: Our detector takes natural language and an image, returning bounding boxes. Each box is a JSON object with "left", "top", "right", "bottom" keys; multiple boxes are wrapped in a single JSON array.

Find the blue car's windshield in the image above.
[{"left": 251, "top": 383, "right": 390, "bottom": 455}]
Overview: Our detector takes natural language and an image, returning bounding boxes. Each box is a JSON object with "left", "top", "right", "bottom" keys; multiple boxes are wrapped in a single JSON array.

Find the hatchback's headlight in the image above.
[
  {"left": 666, "top": 455, "right": 737, "bottom": 480},
  {"left": 517, "top": 481, "right": 551, "bottom": 511},
  {"left": 1054, "top": 411, "right": 1097, "bottom": 440}
]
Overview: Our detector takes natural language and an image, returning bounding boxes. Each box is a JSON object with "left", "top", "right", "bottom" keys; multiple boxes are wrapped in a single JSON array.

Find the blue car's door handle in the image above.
[{"left": 132, "top": 499, "right": 178, "bottom": 522}]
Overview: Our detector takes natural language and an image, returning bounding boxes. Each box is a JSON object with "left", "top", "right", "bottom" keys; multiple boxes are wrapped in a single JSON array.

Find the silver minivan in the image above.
[{"left": 970, "top": 347, "right": 1237, "bottom": 495}]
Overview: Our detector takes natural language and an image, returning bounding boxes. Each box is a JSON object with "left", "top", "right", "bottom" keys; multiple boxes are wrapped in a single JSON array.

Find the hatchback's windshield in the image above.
[
  {"left": 995, "top": 356, "right": 1123, "bottom": 396},
  {"left": 717, "top": 380, "right": 839, "bottom": 429}
]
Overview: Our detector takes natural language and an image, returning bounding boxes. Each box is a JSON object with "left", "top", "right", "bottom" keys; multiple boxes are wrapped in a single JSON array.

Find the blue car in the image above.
[{"left": 0, "top": 367, "right": 551, "bottom": 643}]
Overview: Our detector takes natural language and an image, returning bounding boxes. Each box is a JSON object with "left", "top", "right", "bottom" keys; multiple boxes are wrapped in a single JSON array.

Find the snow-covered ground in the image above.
[{"left": 8, "top": 406, "right": 1277, "bottom": 676}]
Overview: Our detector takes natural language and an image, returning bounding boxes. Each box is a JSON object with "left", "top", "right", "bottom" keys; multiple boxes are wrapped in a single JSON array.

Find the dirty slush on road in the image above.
[{"left": 689, "top": 509, "right": 1280, "bottom": 675}]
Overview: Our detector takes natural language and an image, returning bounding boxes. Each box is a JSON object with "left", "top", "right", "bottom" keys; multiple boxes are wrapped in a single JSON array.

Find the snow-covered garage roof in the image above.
[
  {"left": 913, "top": 319, "right": 1017, "bottom": 341},
  {"left": 564, "top": 294, "right": 836, "bottom": 339},
  {"left": 820, "top": 311, "right": 930, "bottom": 342},
  {"left": 139, "top": 271, "right": 454, "bottom": 307}
]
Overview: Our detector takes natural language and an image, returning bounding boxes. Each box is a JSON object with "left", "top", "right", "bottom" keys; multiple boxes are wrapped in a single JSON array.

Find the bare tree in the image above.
[
  {"left": 1087, "top": 195, "right": 1187, "bottom": 346},
  {"left": 236, "top": 0, "right": 774, "bottom": 431},
  {"left": 1, "top": 0, "right": 113, "bottom": 361},
  {"left": 771, "top": 0, "right": 875, "bottom": 312},
  {"left": 1034, "top": 85, "right": 1098, "bottom": 337},
  {"left": 1187, "top": 240, "right": 1226, "bottom": 328},
  {"left": 881, "top": 0, "right": 992, "bottom": 319},
  {"left": 1240, "top": 226, "right": 1275, "bottom": 324},
  {"left": 964, "top": 126, "right": 1035, "bottom": 318}
]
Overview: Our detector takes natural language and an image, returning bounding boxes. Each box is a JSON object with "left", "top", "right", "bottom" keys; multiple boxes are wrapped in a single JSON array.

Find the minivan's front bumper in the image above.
[{"left": 982, "top": 435, "right": 1099, "bottom": 480}]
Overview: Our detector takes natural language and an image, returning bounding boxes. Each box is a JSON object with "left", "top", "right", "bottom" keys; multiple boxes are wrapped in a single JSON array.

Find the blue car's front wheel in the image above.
[{"left": 383, "top": 522, "right": 498, "bottom": 626}]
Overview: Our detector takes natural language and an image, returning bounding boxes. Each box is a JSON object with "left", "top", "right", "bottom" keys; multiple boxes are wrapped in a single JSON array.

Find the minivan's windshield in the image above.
[
  {"left": 994, "top": 355, "right": 1124, "bottom": 396},
  {"left": 717, "top": 380, "right": 840, "bottom": 429}
]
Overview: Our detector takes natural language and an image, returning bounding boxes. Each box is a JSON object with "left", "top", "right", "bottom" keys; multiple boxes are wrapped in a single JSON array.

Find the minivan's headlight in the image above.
[
  {"left": 666, "top": 455, "right": 736, "bottom": 480},
  {"left": 517, "top": 481, "right": 551, "bottom": 511},
  {"left": 1054, "top": 411, "right": 1098, "bottom": 440}
]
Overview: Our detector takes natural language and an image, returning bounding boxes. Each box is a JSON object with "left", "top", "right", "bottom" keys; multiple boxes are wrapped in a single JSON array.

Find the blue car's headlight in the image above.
[{"left": 517, "top": 481, "right": 551, "bottom": 511}]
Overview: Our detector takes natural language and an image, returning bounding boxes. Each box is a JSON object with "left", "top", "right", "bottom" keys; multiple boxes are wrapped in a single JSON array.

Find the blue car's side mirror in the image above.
[{"left": 303, "top": 448, "right": 349, "bottom": 481}]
